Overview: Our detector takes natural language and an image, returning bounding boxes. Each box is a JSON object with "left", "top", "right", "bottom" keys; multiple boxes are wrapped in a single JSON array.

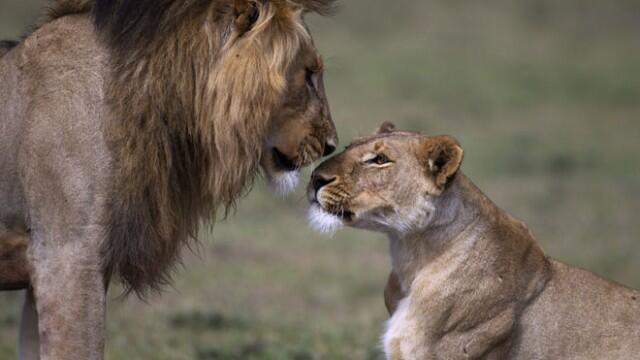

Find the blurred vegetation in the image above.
[{"left": 1, "top": 0, "right": 640, "bottom": 358}]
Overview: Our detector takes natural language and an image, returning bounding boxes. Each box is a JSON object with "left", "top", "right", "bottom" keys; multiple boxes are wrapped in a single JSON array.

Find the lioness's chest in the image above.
[{"left": 382, "top": 297, "right": 416, "bottom": 360}]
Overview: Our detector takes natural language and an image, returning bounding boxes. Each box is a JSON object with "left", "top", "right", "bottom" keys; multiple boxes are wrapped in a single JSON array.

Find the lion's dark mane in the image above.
[
  {"left": 93, "top": 0, "right": 230, "bottom": 53},
  {"left": 44, "top": 0, "right": 334, "bottom": 297}
]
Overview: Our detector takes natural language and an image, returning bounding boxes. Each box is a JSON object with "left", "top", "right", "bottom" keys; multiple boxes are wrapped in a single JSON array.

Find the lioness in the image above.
[{"left": 307, "top": 123, "right": 640, "bottom": 359}]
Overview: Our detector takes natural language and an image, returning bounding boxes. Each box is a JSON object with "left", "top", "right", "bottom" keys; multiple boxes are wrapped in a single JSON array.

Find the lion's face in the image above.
[
  {"left": 260, "top": 38, "right": 337, "bottom": 194},
  {"left": 306, "top": 123, "right": 464, "bottom": 234}
]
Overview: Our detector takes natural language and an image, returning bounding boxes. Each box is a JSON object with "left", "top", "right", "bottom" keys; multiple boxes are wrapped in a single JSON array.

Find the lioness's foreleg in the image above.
[
  {"left": 440, "top": 306, "right": 516, "bottom": 359},
  {"left": 18, "top": 288, "right": 40, "bottom": 360},
  {"left": 30, "top": 239, "right": 106, "bottom": 360},
  {"left": 384, "top": 271, "right": 404, "bottom": 315}
]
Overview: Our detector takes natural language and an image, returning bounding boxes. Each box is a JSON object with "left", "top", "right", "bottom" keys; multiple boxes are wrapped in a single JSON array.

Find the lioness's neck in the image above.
[{"left": 388, "top": 173, "right": 537, "bottom": 292}]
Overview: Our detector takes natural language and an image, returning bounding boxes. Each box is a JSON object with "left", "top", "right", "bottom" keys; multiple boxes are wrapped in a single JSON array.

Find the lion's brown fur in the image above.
[
  {"left": 42, "top": 0, "right": 335, "bottom": 296},
  {"left": 0, "top": 0, "right": 336, "bottom": 356}
]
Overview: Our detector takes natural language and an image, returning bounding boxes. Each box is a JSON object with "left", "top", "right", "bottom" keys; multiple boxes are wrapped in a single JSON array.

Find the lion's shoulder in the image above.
[{"left": 22, "top": 14, "right": 104, "bottom": 77}]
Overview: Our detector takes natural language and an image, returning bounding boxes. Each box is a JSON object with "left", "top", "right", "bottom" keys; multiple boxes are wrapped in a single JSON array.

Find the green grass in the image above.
[{"left": 1, "top": 0, "right": 640, "bottom": 358}]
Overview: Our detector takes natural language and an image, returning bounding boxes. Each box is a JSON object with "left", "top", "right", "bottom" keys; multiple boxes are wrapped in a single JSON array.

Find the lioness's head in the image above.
[{"left": 307, "top": 123, "right": 464, "bottom": 234}]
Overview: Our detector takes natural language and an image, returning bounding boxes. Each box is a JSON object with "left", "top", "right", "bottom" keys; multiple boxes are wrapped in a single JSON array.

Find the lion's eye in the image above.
[
  {"left": 305, "top": 68, "right": 318, "bottom": 91},
  {"left": 365, "top": 154, "right": 391, "bottom": 166}
]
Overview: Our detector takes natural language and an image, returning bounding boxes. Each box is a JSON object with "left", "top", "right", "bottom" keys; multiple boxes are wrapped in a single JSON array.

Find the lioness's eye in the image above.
[{"left": 366, "top": 154, "right": 391, "bottom": 166}]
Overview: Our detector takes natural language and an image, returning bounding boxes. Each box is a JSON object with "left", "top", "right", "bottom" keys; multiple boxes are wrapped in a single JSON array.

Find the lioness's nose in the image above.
[{"left": 311, "top": 173, "right": 337, "bottom": 192}]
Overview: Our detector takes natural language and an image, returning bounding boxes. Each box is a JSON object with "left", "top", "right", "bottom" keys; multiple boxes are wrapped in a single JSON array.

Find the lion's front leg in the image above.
[
  {"left": 30, "top": 242, "right": 106, "bottom": 360},
  {"left": 0, "top": 229, "right": 30, "bottom": 290},
  {"left": 19, "top": 288, "right": 40, "bottom": 360}
]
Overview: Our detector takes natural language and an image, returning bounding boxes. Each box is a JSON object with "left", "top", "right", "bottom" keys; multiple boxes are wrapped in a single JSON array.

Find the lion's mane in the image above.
[{"left": 46, "top": 0, "right": 335, "bottom": 296}]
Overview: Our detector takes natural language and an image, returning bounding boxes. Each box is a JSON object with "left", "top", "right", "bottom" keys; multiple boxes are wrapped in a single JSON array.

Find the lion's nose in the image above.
[
  {"left": 323, "top": 139, "right": 336, "bottom": 157},
  {"left": 311, "top": 173, "right": 337, "bottom": 193}
]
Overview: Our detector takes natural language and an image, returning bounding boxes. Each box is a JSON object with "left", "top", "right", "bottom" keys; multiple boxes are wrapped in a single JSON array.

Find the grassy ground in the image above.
[{"left": 1, "top": 0, "right": 640, "bottom": 358}]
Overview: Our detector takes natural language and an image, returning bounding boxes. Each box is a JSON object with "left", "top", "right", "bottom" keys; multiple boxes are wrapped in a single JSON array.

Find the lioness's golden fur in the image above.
[
  {"left": 0, "top": 0, "right": 336, "bottom": 358},
  {"left": 308, "top": 125, "right": 640, "bottom": 359}
]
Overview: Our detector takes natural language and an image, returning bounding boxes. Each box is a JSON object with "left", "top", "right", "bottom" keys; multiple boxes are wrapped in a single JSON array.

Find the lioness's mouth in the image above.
[
  {"left": 331, "top": 209, "right": 354, "bottom": 222},
  {"left": 272, "top": 148, "right": 298, "bottom": 172},
  {"left": 311, "top": 200, "right": 355, "bottom": 222},
  {"left": 307, "top": 203, "right": 346, "bottom": 234}
]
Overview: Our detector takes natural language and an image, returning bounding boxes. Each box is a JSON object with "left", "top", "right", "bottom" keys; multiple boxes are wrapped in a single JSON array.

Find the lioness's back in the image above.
[{"left": 513, "top": 260, "right": 640, "bottom": 359}]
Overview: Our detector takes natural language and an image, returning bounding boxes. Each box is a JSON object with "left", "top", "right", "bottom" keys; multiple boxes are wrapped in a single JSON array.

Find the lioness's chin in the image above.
[
  {"left": 269, "top": 170, "right": 300, "bottom": 195},
  {"left": 307, "top": 204, "right": 345, "bottom": 234}
]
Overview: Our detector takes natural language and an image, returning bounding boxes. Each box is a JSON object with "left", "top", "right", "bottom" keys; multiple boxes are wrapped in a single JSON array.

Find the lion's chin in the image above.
[
  {"left": 307, "top": 204, "right": 344, "bottom": 234},
  {"left": 269, "top": 170, "right": 300, "bottom": 195}
]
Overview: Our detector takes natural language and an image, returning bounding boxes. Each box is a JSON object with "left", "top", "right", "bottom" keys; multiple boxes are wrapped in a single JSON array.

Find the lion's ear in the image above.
[
  {"left": 296, "top": 0, "right": 338, "bottom": 15},
  {"left": 375, "top": 122, "right": 396, "bottom": 135},
  {"left": 234, "top": 0, "right": 259, "bottom": 36},
  {"left": 420, "top": 136, "right": 464, "bottom": 194}
]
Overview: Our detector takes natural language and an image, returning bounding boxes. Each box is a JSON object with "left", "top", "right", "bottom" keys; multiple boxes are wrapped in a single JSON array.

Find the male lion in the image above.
[
  {"left": 307, "top": 124, "right": 640, "bottom": 360},
  {"left": 0, "top": 0, "right": 337, "bottom": 358}
]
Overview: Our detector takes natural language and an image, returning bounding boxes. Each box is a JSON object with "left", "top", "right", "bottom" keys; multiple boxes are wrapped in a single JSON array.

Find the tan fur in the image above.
[
  {"left": 0, "top": 0, "right": 336, "bottom": 358},
  {"left": 309, "top": 125, "right": 640, "bottom": 359}
]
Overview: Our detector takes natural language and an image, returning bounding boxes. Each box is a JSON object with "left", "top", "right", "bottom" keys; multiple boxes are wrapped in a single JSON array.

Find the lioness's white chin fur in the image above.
[
  {"left": 270, "top": 170, "right": 299, "bottom": 195},
  {"left": 307, "top": 204, "right": 344, "bottom": 234}
]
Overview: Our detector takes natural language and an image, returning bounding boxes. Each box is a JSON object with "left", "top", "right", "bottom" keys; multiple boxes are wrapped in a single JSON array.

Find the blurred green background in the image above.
[{"left": 1, "top": 0, "right": 639, "bottom": 359}]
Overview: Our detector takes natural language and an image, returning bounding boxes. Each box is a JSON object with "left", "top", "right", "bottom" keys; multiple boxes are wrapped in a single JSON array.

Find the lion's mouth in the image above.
[{"left": 272, "top": 148, "right": 298, "bottom": 172}]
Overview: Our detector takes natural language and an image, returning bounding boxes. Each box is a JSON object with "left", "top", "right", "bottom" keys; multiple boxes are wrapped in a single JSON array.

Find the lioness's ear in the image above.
[
  {"left": 375, "top": 122, "right": 396, "bottom": 135},
  {"left": 420, "top": 136, "right": 464, "bottom": 194},
  {"left": 234, "top": 0, "right": 259, "bottom": 36}
]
